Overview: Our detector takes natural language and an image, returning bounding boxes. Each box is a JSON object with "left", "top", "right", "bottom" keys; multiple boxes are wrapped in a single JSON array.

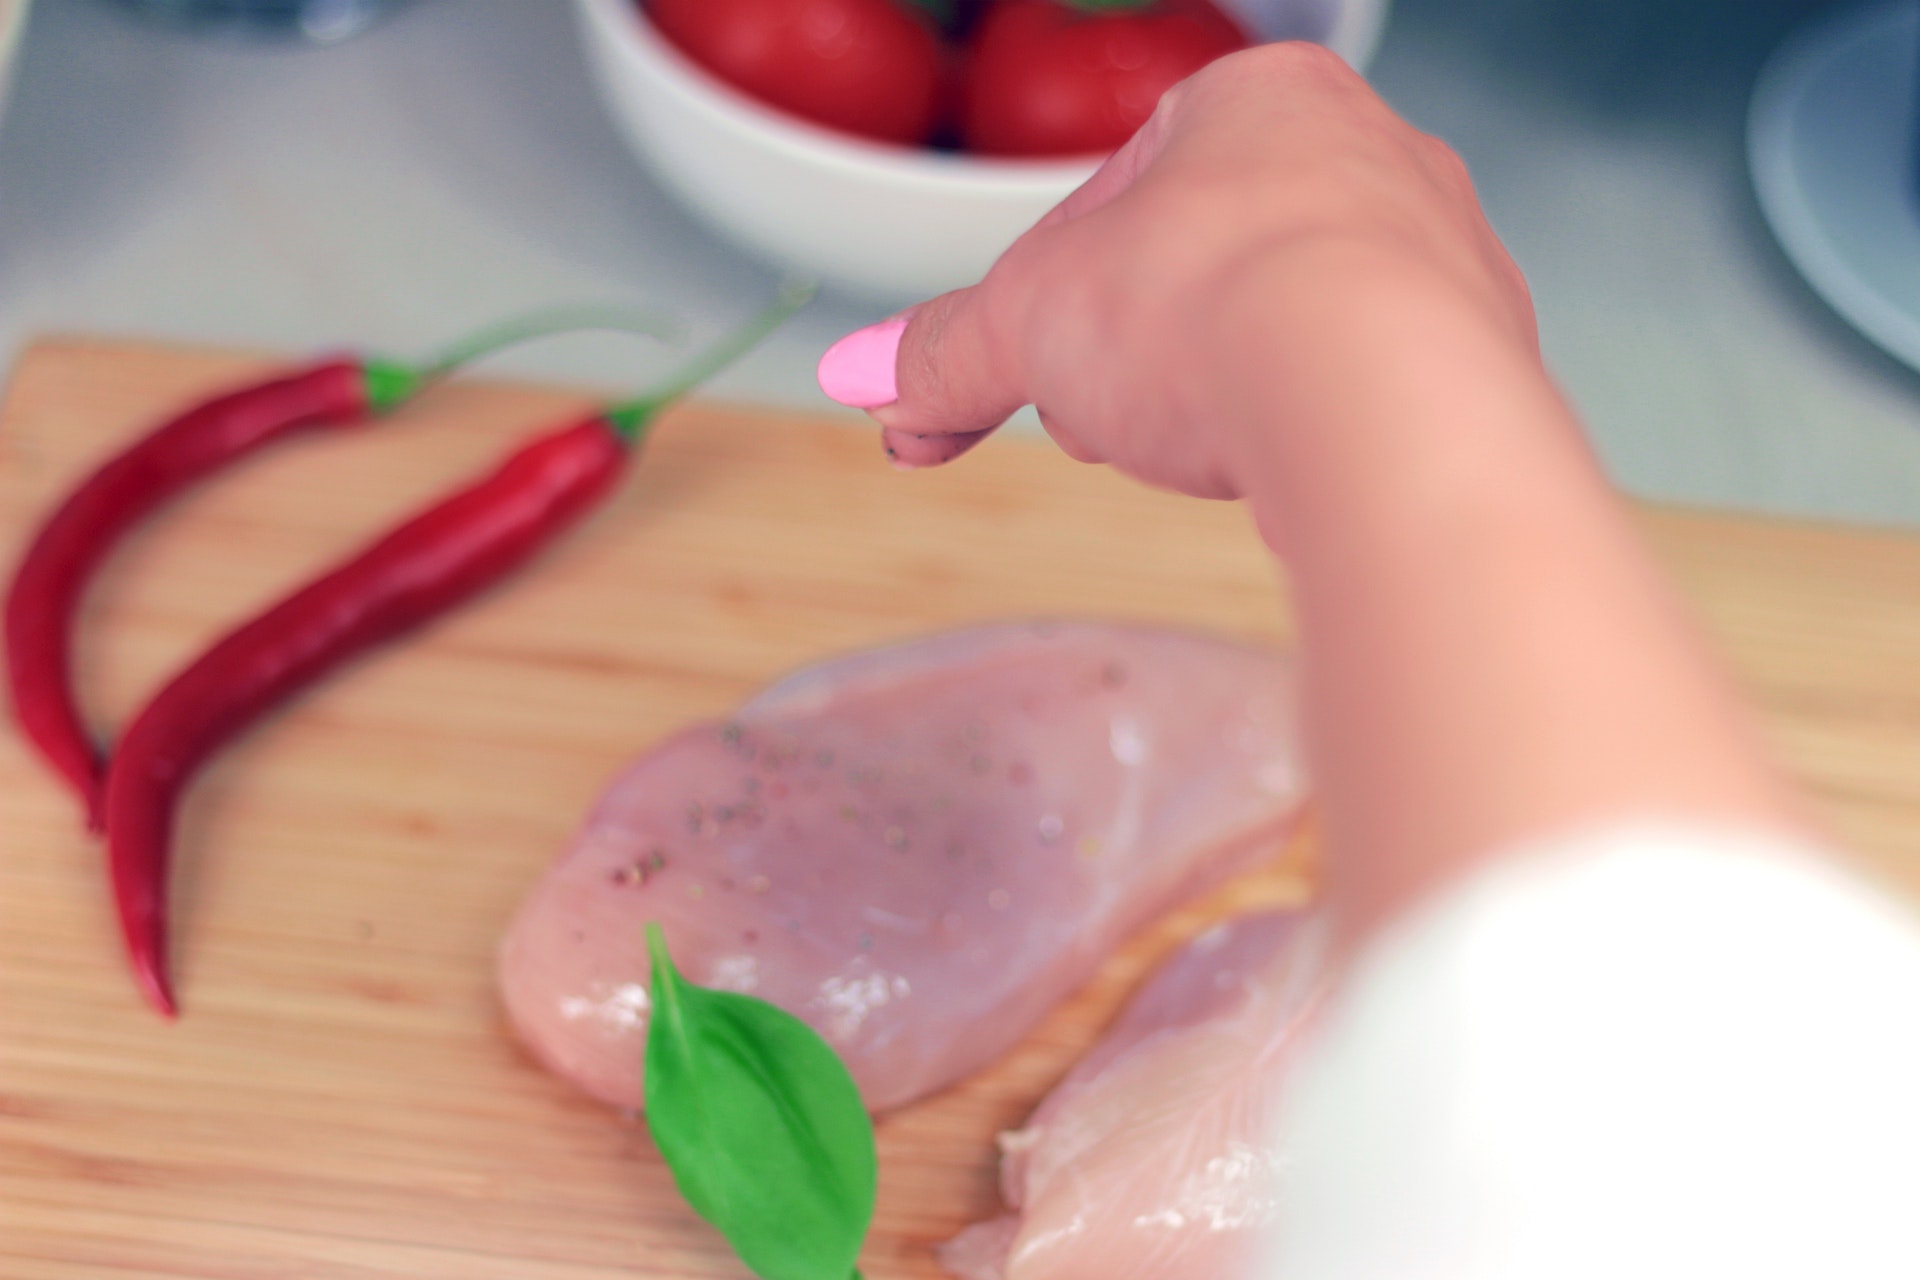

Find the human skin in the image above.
[{"left": 817, "top": 42, "right": 1806, "bottom": 954}]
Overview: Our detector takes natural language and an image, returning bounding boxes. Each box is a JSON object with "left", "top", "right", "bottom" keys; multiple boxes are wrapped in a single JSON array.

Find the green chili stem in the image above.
[
  {"left": 418, "top": 304, "right": 687, "bottom": 381},
  {"left": 604, "top": 280, "right": 817, "bottom": 443},
  {"left": 361, "top": 304, "right": 686, "bottom": 414}
]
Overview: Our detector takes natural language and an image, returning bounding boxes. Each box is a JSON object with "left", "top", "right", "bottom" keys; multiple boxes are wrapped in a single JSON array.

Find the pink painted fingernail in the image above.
[{"left": 817, "top": 318, "right": 907, "bottom": 409}]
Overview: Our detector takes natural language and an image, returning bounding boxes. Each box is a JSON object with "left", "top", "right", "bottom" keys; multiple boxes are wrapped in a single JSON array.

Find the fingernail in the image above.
[{"left": 817, "top": 318, "right": 907, "bottom": 409}]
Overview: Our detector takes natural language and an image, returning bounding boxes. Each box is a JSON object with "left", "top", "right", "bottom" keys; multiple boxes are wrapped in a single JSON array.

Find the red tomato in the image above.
[
  {"left": 960, "top": 0, "right": 1248, "bottom": 157},
  {"left": 646, "top": 0, "right": 948, "bottom": 146}
]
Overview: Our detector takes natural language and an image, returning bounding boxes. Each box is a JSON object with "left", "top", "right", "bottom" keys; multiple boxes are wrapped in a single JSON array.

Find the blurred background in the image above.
[{"left": 0, "top": 0, "right": 1915, "bottom": 528}]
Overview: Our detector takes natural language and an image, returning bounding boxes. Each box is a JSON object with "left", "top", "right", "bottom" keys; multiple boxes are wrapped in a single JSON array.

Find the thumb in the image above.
[{"left": 817, "top": 276, "right": 1032, "bottom": 451}]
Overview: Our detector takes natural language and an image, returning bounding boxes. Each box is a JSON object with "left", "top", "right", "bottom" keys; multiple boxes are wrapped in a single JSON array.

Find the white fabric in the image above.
[{"left": 1260, "top": 826, "right": 1920, "bottom": 1280}]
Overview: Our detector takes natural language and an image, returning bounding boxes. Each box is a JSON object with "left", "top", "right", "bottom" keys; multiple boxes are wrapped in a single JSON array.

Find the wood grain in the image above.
[{"left": 2, "top": 338, "right": 1917, "bottom": 1278}]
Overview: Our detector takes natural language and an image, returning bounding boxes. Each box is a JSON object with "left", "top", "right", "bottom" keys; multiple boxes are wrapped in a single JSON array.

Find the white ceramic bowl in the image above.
[{"left": 575, "top": 0, "right": 1390, "bottom": 301}]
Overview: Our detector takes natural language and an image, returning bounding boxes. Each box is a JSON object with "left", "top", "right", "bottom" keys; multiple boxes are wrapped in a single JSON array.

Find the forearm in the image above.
[{"left": 1209, "top": 253, "right": 1803, "bottom": 944}]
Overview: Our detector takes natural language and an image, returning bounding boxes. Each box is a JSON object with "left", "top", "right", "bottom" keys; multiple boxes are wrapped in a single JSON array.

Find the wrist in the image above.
[{"left": 1187, "top": 243, "right": 1573, "bottom": 552}]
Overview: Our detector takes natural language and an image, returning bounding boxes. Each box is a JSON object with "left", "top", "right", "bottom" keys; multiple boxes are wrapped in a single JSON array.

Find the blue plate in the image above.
[{"left": 1749, "top": 0, "right": 1920, "bottom": 371}]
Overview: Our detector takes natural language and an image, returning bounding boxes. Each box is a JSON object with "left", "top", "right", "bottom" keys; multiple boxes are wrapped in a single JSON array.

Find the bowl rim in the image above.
[{"left": 579, "top": 0, "right": 1109, "bottom": 192}]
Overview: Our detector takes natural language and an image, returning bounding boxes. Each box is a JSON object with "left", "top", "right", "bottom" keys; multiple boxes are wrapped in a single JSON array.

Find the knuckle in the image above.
[
  {"left": 1153, "top": 77, "right": 1191, "bottom": 122},
  {"left": 1419, "top": 134, "right": 1476, "bottom": 192},
  {"left": 1245, "top": 39, "right": 1353, "bottom": 85},
  {"left": 1185, "top": 39, "right": 1347, "bottom": 108}
]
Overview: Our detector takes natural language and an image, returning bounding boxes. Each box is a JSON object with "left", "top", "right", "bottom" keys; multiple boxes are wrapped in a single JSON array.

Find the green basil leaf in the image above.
[{"left": 643, "top": 923, "right": 876, "bottom": 1280}]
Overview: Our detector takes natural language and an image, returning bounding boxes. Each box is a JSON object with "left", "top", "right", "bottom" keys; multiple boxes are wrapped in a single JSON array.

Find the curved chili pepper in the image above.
[
  {"left": 101, "top": 284, "right": 811, "bottom": 1016},
  {"left": 4, "top": 358, "right": 416, "bottom": 825},
  {"left": 6, "top": 310, "right": 677, "bottom": 829},
  {"left": 104, "top": 414, "right": 628, "bottom": 1016}
]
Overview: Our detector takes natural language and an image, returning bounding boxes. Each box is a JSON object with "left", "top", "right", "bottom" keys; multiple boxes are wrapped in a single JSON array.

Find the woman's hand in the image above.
[
  {"left": 817, "top": 41, "right": 1536, "bottom": 501},
  {"left": 821, "top": 40, "right": 1798, "bottom": 949}
]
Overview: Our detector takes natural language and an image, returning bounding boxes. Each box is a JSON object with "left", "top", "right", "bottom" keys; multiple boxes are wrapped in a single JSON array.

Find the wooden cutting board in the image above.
[{"left": 2, "top": 338, "right": 1918, "bottom": 1279}]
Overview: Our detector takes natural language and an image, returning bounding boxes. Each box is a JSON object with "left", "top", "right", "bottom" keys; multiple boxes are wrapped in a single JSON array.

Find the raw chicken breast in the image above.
[
  {"left": 940, "top": 910, "right": 1327, "bottom": 1280},
  {"left": 498, "top": 621, "right": 1304, "bottom": 1112}
]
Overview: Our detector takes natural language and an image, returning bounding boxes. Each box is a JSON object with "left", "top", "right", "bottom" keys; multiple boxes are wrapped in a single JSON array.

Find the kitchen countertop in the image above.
[{"left": 0, "top": 0, "right": 1915, "bottom": 529}]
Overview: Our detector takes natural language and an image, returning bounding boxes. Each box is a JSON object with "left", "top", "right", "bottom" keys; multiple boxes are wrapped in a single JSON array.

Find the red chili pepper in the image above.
[
  {"left": 104, "top": 414, "right": 628, "bottom": 1016},
  {"left": 99, "top": 285, "right": 810, "bottom": 1016},
  {"left": 4, "top": 359, "right": 415, "bottom": 825},
  {"left": 6, "top": 310, "right": 678, "bottom": 829}
]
